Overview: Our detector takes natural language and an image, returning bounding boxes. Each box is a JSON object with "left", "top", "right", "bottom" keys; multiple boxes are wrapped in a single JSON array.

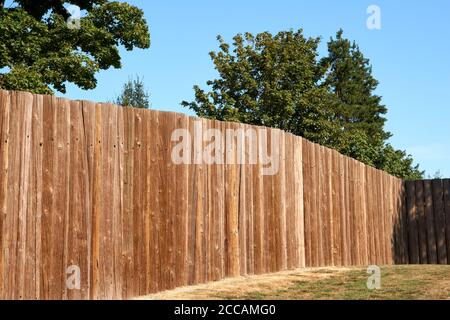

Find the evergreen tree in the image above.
[
  {"left": 320, "top": 29, "right": 390, "bottom": 143},
  {"left": 320, "top": 30, "right": 422, "bottom": 179},
  {"left": 115, "top": 76, "right": 150, "bottom": 109}
]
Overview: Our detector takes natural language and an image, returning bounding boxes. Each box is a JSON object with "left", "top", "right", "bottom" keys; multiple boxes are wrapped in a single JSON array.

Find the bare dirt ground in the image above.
[{"left": 136, "top": 265, "right": 450, "bottom": 300}]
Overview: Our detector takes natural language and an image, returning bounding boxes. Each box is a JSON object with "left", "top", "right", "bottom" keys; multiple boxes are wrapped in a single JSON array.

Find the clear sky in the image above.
[{"left": 63, "top": 0, "right": 450, "bottom": 177}]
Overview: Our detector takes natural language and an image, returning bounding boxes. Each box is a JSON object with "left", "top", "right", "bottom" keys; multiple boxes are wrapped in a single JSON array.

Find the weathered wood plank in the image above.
[
  {"left": 414, "top": 181, "right": 428, "bottom": 264},
  {"left": 406, "top": 181, "right": 419, "bottom": 264},
  {"left": 432, "top": 180, "right": 447, "bottom": 264},
  {"left": 423, "top": 180, "right": 437, "bottom": 264},
  {"left": 443, "top": 179, "right": 450, "bottom": 263},
  {"left": 294, "top": 136, "right": 305, "bottom": 268}
]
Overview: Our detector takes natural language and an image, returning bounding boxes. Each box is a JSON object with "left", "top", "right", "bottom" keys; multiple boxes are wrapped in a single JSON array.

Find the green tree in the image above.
[
  {"left": 320, "top": 30, "right": 390, "bottom": 143},
  {"left": 115, "top": 76, "right": 149, "bottom": 108},
  {"left": 321, "top": 30, "right": 422, "bottom": 179},
  {"left": 0, "top": 0, "right": 150, "bottom": 94},
  {"left": 183, "top": 29, "right": 423, "bottom": 179},
  {"left": 182, "top": 30, "right": 340, "bottom": 146}
]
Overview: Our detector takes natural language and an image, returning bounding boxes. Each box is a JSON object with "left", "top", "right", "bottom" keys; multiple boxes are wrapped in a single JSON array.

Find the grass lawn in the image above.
[{"left": 139, "top": 265, "right": 450, "bottom": 300}]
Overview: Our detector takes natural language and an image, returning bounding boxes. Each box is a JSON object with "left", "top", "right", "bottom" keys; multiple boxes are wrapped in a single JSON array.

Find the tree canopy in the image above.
[
  {"left": 0, "top": 0, "right": 150, "bottom": 94},
  {"left": 181, "top": 31, "right": 340, "bottom": 146},
  {"left": 182, "top": 29, "right": 423, "bottom": 179}
]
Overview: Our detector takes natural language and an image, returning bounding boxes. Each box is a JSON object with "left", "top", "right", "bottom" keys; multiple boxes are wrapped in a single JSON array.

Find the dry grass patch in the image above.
[{"left": 137, "top": 265, "right": 450, "bottom": 300}]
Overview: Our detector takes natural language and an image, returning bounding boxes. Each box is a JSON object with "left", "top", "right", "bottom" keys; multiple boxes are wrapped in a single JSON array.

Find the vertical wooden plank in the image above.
[
  {"left": 225, "top": 121, "right": 240, "bottom": 277},
  {"left": 353, "top": 160, "right": 361, "bottom": 266},
  {"left": 424, "top": 180, "right": 438, "bottom": 263},
  {"left": 432, "top": 180, "right": 447, "bottom": 264},
  {"left": 65, "top": 99, "right": 90, "bottom": 300},
  {"left": 276, "top": 129, "right": 287, "bottom": 271},
  {"left": 15, "top": 92, "right": 33, "bottom": 299},
  {"left": 387, "top": 175, "right": 396, "bottom": 265},
  {"left": 261, "top": 129, "right": 271, "bottom": 272},
  {"left": 59, "top": 98, "right": 71, "bottom": 301},
  {"left": 2, "top": 92, "right": 20, "bottom": 298},
  {"left": 173, "top": 113, "right": 190, "bottom": 286},
  {"left": 391, "top": 177, "right": 401, "bottom": 264},
  {"left": 31, "top": 94, "right": 44, "bottom": 300},
  {"left": 347, "top": 159, "right": 357, "bottom": 265},
  {"left": 263, "top": 128, "right": 275, "bottom": 273},
  {"left": 285, "top": 133, "right": 295, "bottom": 269},
  {"left": 324, "top": 147, "right": 333, "bottom": 266},
  {"left": 340, "top": 154, "right": 350, "bottom": 266},
  {"left": 90, "top": 102, "right": 103, "bottom": 299},
  {"left": 406, "top": 181, "right": 419, "bottom": 264},
  {"left": 3, "top": 92, "right": 21, "bottom": 299},
  {"left": 0, "top": 90, "right": 10, "bottom": 299},
  {"left": 194, "top": 118, "right": 206, "bottom": 283},
  {"left": 360, "top": 163, "right": 369, "bottom": 266},
  {"left": 110, "top": 103, "right": 122, "bottom": 298},
  {"left": 301, "top": 139, "right": 312, "bottom": 267},
  {"left": 385, "top": 174, "right": 394, "bottom": 265},
  {"left": 116, "top": 105, "right": 126, "bottom": 298},
  {"left": 215, "top": 120, "right": 226, "bottom": 280},
  {"left": 316, "top": 145, "right": 325, "bottom": 266},
  {"left": 393, "top": 178, "right": 405, "bottom": 264},
  {"left": 159, "top": 111, "right": 177, "bottom": 289},
  {"left": 401, "top": 182, "right": 410, "bottom": 264},
  {"left": 186, "top": 116, "right": 196, "bottom": 285},
  {"left": 245, "top": 127, "right": 254, "bottom": 275},
  {"left": 370, "top": 165, "right": 377, "bottom": 265},
  {"left": 330, "top": 150, "right": 341, "bottom": 266},
  {"left": 147, "top": 109, "right": 160, "bottom": 292},
  {"left": 381, "top": 173, "right": 388, "bottom": 264},
  {"left": 203, "top": 120, "right": 212, "bottom": 282},
  {"left": 364, "top": 166, "right": 375, "bottom": 264},
  {"left": 81, "top": 100, "right": 96, "bottom": 300},
  {"left": 130, "top": 108, "right": 143, "bottom": 295},
  {"left": 23, "top": 93, "right": 37, "bottom": 300},
  {"left": 414, "top": 181, "right": 428, "bottom": 264},
  {"left": 294, "top": 136, "right": 305, "bottom": 268},
  {"left": 311, "top": 143, "right": 320, "bottom": 267},
  {"left": 104, "top": 104, "right": 117, "bottom": 298},
  {"left": 253, "top": 127, "right": 264, "bottom": 274},
  {"left": 359, "top": 162, "right": 367, "bottom": 266},
  {"left": 443, "top": 179, "right": 450, "bottom": 263},
  {"left": 237, "top": 125, "right": 247, "bottom": 276},
  {"left": 45, "top": 96, "right": 70, "bottom": 299}
]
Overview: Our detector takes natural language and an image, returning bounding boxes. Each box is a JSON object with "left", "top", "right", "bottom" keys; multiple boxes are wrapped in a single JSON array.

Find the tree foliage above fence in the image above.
[
  {"left": 0, "top": 0, "right": 150, "bottom": 94},
  {"left": 183, "top": 29, "right": 423, "bottom": 180}
]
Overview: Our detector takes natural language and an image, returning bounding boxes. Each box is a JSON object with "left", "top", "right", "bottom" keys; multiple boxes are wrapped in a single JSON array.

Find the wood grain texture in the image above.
[
  {"left": 2, "top": 90, "right": 449, "bottom": 300},
  {"left": 431, "top": 180, "right": 447, "bottom": 264},
  {"left": 423, "top": 180, "right": 438, "bottom": 264}
]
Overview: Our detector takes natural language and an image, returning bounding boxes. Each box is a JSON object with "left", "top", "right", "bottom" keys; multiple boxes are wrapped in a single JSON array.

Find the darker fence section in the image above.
[{"left": 402, "top": 180, "right": 450, "bottom": 265}]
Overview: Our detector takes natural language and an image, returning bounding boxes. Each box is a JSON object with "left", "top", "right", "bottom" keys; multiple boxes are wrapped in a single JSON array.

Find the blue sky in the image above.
[{"left": 62, "top": 0, "right": 450, "bottom": 177}]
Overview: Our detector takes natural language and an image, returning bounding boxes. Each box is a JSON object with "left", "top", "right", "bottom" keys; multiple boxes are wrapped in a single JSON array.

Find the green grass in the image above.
[{"left": 212, "top": 265, "right": 450, "bottom": 300}]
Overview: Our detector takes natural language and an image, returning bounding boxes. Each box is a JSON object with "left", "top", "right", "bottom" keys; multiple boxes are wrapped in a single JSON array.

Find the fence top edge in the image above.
[{"left": 1, "top": 88, "right": 407, "bottom": 181}]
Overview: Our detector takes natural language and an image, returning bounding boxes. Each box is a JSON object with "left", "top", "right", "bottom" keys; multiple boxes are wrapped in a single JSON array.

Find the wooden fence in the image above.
[
  {"left": 403, "top": 180, "right": 450, "bottom": 265},
  {"left": 0, "top": 90, "right": 444, "bottom": 300}
]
